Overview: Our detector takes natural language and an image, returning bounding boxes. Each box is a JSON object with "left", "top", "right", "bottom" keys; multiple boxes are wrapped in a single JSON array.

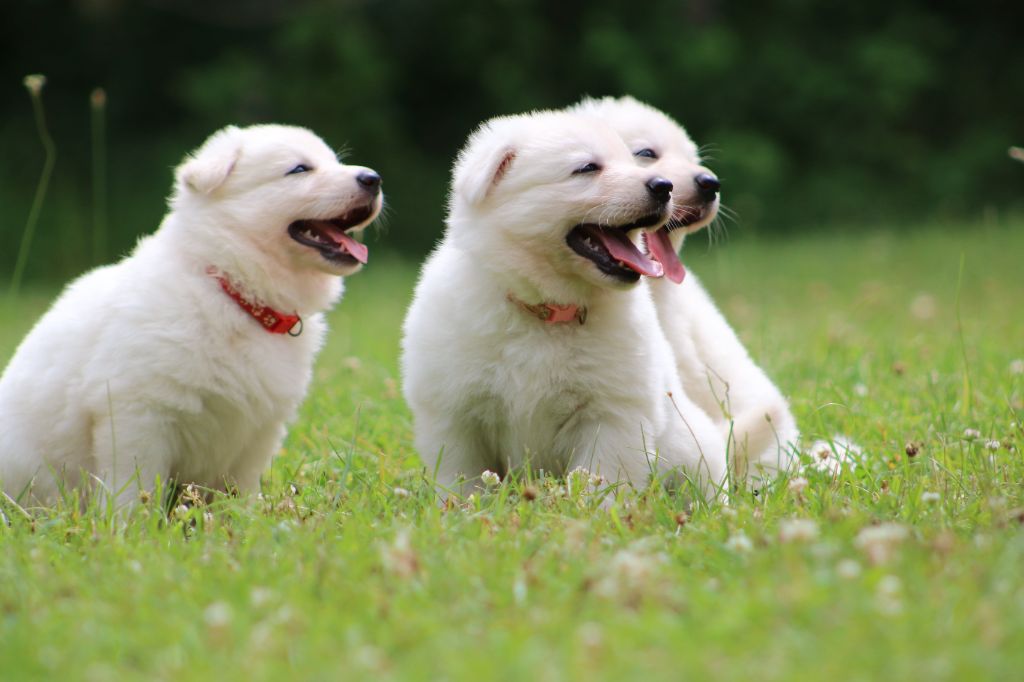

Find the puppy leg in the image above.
[
  {"left": 728, "top": 400, "right": 799, "bottom": 486},
  {"left": 226, "top": 422, "right": 287, "bottom": 494},
  {"left": 90, "top": 408, "right": 175, "bottom": 509},
  {"left": 564, "top": 418, "right": 666, "bottom": 492},
  {"left": 415, "top": 415, "right": 493, "bottom": 500},
  {"left": 657, "top": 393, "right": 729, "bottom": 503},
  {"left": 677, "top": 276, "right": 799, "bottom": 487}
]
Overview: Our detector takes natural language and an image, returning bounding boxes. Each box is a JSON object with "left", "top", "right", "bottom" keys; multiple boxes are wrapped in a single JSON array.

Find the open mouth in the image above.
[
  {"left": 287, "top": 203, "right": 375, "bottom": 265},
  {"left": 566, "top": 213, "right": 665, "bottom": 282}
]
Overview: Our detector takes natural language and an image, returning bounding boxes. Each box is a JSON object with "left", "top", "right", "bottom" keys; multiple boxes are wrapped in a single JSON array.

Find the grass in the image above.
[{"left": 1, "top": 220, "right": 1022, "bottom": 681}]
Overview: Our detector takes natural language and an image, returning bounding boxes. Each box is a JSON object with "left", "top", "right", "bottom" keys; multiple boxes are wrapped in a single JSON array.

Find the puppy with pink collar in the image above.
[{"left": 401, "top": 109, "right": 727, "bottom": 500}]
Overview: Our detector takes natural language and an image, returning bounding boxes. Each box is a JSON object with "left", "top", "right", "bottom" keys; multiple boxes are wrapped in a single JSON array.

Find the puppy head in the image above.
[
  {"left": 573, "top": 97, "right": 719, "bottom": 283},
  {"left": 449, "top": 110, "right": 671, "bottom": 297},
  {"left": 171, "top": 124, "right": 383, "bottom": 278}
]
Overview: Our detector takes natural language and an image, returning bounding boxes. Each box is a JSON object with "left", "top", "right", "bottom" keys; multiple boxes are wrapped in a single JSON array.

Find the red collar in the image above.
[
  {"left": 507, "top": 292, "right": 587, "bottom": 325},
  {"left": 211, "top": 270, "right": 302, "bottom": 336}
]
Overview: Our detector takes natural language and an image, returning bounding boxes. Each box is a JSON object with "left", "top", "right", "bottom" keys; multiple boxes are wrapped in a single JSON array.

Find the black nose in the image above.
[
  {"left": 357, "top": 170, "right": 381, "bottom": 195},
  {"left": 646, "top": 176, "right": 673, "bottom": 203},
  {"left": 694, "top": 173, "right": 720, "bottom": 202}
]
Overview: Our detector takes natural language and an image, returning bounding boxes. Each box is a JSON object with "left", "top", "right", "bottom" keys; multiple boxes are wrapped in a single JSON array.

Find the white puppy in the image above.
[
  {"left": 401, "top": 110, "right": 726, "bottom": 501},
  {"left": 0, "top": 124, "right": 382, "bottom": 507},
  {"left": 574, "top": 96, "right": 799, "bottom": 486}
]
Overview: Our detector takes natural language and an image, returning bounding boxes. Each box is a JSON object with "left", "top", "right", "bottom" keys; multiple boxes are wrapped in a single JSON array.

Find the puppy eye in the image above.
[
  {"left": 573, "top": 162, "right": 602, "bottom": 175},
  {"left": 634, "top": 148, "right": 658, "bottom": 160},
  {"left": 286, "top": 164, "right": 313, "bottom": 176}
]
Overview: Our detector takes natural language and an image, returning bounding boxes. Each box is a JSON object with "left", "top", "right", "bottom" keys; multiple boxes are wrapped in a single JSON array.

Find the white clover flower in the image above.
[
  {"left": 910, "top": 293, "right": 937, "bottom": 320},
  {"left": 481, "top": 470, "right": 501, "bottom": 487},
  {"left": 203, "top": 601, "right": 232, "bottom": 628},
  {"left": 787, "top": 476, "right": 809, "bottom": 494},
  {"left": 921, "top": 491, "right": 941, "bottom": 504},
  {"left": 1010, "top": 359, "right": 1024, "bottom": 375},
  {"left": 854, "top": 523, "right": 909, "bottom": 565},
  {"left": 963, "top": 428, "right": 981, "bottom": 440},
  {"left": 875, "top": 575, "right": 903, "bottom": 616},
  {"left": 592, "top": 542, "right": 667, "bottom": 604},
  {"left": 578, "top": 622, "right": 604, "bottom": 650},
  {"left": 853, "top": 383, "right": 869, "bottom": 397},
  {"left": 250, "top": 587, "right": 275, "bottom": 608},
  {"left": 985, "top": 440, "right": 1001, "bottom": 451},
  {"left": 878, "top": 575, "right": 901, "bottom": 594},
  {"left": 836, "top": 559, "right": 861, "bottom": 579},
  {"left": 512, "top": 574, "right": 528, "bottom": 604},
  {"left": 806, "top": 436, "right": 861, "bottom": 475},
  {"left": 380, "top": 528, "right": 419, "bottom": 579},
  {"left": 725, "top": 532, "right": 753, "bottom": 553},
  {"left": 779, "top": 518, "right": 819, "bottom": 544},
  {"left": 392, "top": 486, "right": 411, "bottom": 498},
  {"left": 986, "top": 496, "right": 1007, "bottom": 511}
]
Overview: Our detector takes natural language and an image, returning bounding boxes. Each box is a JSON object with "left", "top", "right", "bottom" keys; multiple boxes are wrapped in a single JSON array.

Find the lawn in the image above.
[{"left": 0, "top": 220, "right": 1022, "bottom": 681}]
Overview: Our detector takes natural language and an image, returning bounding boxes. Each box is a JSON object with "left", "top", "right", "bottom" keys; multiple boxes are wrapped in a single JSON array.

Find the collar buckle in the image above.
[
  {"left": 507, "top": 293, "right": 587, "bottom": 326},
  {"left": 211, "top": 269, "right": 302, "bottom": 336}
]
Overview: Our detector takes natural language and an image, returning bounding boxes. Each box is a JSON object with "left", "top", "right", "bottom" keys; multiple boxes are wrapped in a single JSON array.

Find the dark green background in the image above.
[{"left": 2, "top": 0, "right": 1022, "bottom": 282}]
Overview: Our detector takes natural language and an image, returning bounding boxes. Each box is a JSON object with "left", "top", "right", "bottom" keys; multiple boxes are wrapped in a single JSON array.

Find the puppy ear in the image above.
[
  {"left": 486, "top": 148, "right": 517, "bottom": 196},
  {"left": 454, "top": 136, "right": 517, "bottom": 206},
  {"left": 175, "top": 126, "right": 242, "bottom": 195}
]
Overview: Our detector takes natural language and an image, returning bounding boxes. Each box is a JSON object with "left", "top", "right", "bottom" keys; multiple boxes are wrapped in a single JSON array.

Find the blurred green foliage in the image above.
[{"left": 1, "top": 0, "right": 1022, "bottom": 282}]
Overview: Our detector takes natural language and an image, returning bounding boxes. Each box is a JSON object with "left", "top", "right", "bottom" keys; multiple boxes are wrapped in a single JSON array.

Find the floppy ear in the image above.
[
  {"left": 175, "top": 126, "right": 242, "bottom": 195},
  {"left": 454, "top": 137, "right": 517, "bottom": 206}
]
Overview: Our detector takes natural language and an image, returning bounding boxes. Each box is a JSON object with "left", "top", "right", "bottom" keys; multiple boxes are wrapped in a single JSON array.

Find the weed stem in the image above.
[{"left": 10, "top": 75, "right": 56, "bottom": 298}]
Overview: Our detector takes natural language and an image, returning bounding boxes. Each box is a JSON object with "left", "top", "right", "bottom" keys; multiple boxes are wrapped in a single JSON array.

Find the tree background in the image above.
[{"left": 2, "top": 0, "right": 1022, "bottom": 282}]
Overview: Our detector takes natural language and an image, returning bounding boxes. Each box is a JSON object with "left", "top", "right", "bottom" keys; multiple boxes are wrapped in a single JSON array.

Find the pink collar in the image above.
[
  {"left": 507, "top": 292, "right": 587, "bottom": 325},
  {"left": 210, "top": 268, "right": 303, "bottom": 336}
]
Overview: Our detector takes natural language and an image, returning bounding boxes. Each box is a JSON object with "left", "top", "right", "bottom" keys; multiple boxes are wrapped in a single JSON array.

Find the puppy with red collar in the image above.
[
  {"left": 401, "top": 109, "right": 727, "bottom": 501},
  {"left": 573, "top": 97, "right": 799, "bottom": 487},
  {"left": 0, "top": 125, "right": 382, "bottom": 507}
]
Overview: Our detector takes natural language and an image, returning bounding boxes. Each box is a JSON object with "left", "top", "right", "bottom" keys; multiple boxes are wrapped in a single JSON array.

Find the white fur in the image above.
[
  {"left": 401, "top": 110, "right": 727, "bottom": 501},
  {"left": 574, "top": 97, "right": 799, "bottom": 486},
  {"left": 0, "top": 124, "right": 382, "bottom": 507}
]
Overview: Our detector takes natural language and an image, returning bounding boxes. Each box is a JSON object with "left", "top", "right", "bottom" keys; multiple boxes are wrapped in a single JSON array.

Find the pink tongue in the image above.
[
  {"left": 334, "top": 231, "right": 368, "bottom": 264},
  {"left": 316, "top": 221, "right": 368, "bottom": 264},
  {"left": 592, "top": 227, "right": 664, "bottom": 278},
  {"left": 644, "top": 228, "right": 686, "bottom": 284}
]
